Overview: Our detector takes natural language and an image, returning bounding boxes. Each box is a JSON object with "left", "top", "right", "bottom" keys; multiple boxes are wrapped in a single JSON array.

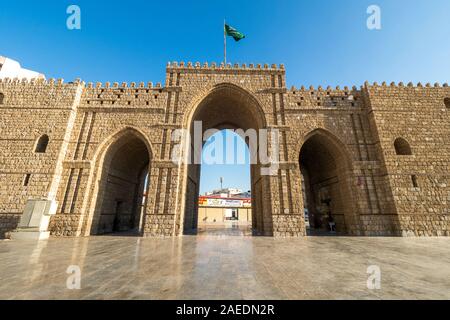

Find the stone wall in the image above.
[
  {"left": 0, "top": 63, "right": 448, "bottom": 238},
  {"left": 366, "top": 82, "right": 450, "bottom": 236},
  {"left": 0, "top": 78, "right": 82, "bottom": 238}
]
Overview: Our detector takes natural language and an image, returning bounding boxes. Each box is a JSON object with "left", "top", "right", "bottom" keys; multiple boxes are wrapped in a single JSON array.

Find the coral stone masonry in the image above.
[{"left": 0, "top": 62, "right": 449, "bottom": 238}]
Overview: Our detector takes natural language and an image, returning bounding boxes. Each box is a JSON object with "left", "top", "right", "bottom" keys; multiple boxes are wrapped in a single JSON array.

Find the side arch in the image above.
[
  {"left": 79, "top": 126, "right": 154, "bottom": 236},
  {"left": 299, "top": 128, "right": 359, "bottom": 234}
]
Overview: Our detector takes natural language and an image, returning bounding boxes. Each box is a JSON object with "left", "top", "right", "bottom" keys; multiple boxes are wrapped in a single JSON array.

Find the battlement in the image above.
[
  {"left": 0, "top": 77, "right": 81, "bottom": 87},
  {"left": 363, "top": 81, "right": 449, "bottom": 90},
  {"left": 0, "top": 77, "right": 82, "bottom": 109},
  {"left": 0, "top": 77, "right": 166, "bottom": 90},
  {"left": 2, "top": 75, "right": 447, "bottom": 93},
  {"left": 1, "top": 69, "right": 448, "bottom": 111},
  {"left": 287, "top": 85, "right": 363, "bottom": 109},
  {"left": 85, "top": 81, "right": 163, "bottom": 90},
  {"left": 166, "top": 61, "right": 285, "bottom": 73},
  {"left": 286, "top": 81, "right": 450, "bottom": 109},
  {"left": 289, "top": 85, "right": 361, "bottom": 94},
  {"left": 81, "top": 82, "right": 167, "bottom": 108},
  {"left": 288, "top": 81, "right": 449, "bottom": 93}
]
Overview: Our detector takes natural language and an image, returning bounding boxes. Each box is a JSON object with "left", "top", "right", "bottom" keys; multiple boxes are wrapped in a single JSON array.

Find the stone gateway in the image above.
[{"left": 0, "top": 62, "right": 449, "bottom": 238}]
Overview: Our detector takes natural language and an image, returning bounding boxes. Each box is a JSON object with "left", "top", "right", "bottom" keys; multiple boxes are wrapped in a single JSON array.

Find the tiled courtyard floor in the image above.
[{"left": 0, "top": 232, "right": 449, "bottom": 300}]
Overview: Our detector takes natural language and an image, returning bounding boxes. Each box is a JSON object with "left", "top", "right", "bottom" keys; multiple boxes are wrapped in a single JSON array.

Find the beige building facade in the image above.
[
  {"left": 198, "top": 207, "right": 252, "bottom": 224},
  {"left": 0, "top": 62, "right": 449, "bottom": 238},
  {"left": 198, "top": 196, "right": 252, "bottom": 224}
]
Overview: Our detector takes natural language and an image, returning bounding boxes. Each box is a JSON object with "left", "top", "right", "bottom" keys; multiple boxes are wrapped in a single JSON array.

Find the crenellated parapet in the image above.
[
  {"left": 0, "top": 77, "right": 83, "bottom": 109},
  {"left": 361, "top": 81, "right": 450, "bottom": 112},
  {"left": 85, "top": 81, "right": 163, "bottom": 89},
  {"left": 166, "top": 61, "right": 286, "bottom": 74},
  {"left": 81, "top": 81, "right": 168, "bottom": 108},
  {"left": 1, "top": 69, "right": 448, "bottom": 111},
  {"left": 0, "top": 77, "right": 169, "bottom": 109},
  {"left": 0, "top": 77, "right": 85, "bottom": 95},
  {"left": 286, "top": 81, "right": 450, "bottom": 110},
  {"left": 287, "top": 84, "right": 363, "bottom": 109},
  {"left": 363, "top": 81, "right": 449, "bottom": 89},
  {"left": 0, "top": 77, "right": 83, "bottom": 87}
]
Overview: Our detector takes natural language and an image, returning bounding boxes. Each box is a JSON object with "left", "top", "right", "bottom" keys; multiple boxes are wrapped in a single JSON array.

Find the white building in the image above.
[
  {"left": 204, "top": 188, "right": 252, "bottom": 199},
  {"left": 0, "top": 56, "right": 45, "bottom": 80}
]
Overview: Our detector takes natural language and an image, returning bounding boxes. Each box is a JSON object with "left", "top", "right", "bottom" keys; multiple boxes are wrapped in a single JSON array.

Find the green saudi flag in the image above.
[{"left": 225, "top": 24, "right": 245, "bottom": 42}]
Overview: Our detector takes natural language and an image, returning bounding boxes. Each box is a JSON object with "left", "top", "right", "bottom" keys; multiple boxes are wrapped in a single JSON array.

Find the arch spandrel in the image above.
[{"left": 182, "top": 83, "right": 269, "bottom": 132}]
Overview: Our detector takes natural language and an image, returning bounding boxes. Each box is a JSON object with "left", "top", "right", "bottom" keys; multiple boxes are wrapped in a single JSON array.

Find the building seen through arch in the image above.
[
  {"left": 195, "top": 130, "right": 253, "bottom": 236},
  {"left": 183, "top": 86, "right": 269, "bottom": 236}
]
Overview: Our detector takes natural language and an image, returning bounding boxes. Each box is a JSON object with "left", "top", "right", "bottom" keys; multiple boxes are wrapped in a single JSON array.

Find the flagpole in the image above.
[{"left": 224, "top": 19, "right": 227, "bottom": 65}]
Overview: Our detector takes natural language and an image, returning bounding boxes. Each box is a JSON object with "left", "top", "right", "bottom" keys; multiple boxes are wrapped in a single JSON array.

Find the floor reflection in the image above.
[
  {"left": 197, "top": 222, "right": 252, "bottom": 237},
  {"left": 0, "top": 235, "right": 449, "bottom": 299}
]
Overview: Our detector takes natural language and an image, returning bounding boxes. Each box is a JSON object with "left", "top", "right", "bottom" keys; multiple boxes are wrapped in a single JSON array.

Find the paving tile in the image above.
[{"left": 0, "top": 234, "right": 449, "bottom": 299}]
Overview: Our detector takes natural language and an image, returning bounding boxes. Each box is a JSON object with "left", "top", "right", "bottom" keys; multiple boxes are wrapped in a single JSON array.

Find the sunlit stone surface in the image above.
[{"left": 0, "top": 232, "right": 449, "bottom": 300}]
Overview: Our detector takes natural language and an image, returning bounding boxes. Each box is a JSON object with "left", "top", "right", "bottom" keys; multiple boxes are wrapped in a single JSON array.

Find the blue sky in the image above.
[
  {"left": 200, "top": 130, "right": 250, "bottom": 194},
  {"left": 2, "top": 0, "right": 449, "bottom": 86},
  {"left": 2, "top": 0, "right": 449, "bottom": 193}
]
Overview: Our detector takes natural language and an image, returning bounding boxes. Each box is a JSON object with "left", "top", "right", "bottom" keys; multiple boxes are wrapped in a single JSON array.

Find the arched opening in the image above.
[
  {"left": 35, "top": 134, "right": 49, "bottom": 153},
  {"left": 394, "top": 137, "right": 412, "bottom": 155},
  {"left": 91, "top": 131, "right": 151, "bottom": 235},
  {"left": 299, "top": 131, "right": 353, "bottom": 235},
  {"left": 0, "top": 92, "right": 4, "bottom": 104},
  {"left": 182, "top": 84, "right": 270, "bottom": 236},
  {"left": 197, "top": 130, "right": 252, "bottom": 236},
  {"left": 444, "top": 98, "right": 450, "bottom": 109}
]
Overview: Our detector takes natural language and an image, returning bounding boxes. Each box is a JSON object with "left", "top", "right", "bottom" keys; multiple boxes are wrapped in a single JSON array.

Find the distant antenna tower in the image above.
[{"left": 220, "top": 177, "right": 223, "bottom": 190}]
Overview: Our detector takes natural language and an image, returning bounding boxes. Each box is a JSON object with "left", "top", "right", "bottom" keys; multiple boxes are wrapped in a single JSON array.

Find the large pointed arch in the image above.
[{"left": 179, "top": 83, "right": 271, "bottom": 236}]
